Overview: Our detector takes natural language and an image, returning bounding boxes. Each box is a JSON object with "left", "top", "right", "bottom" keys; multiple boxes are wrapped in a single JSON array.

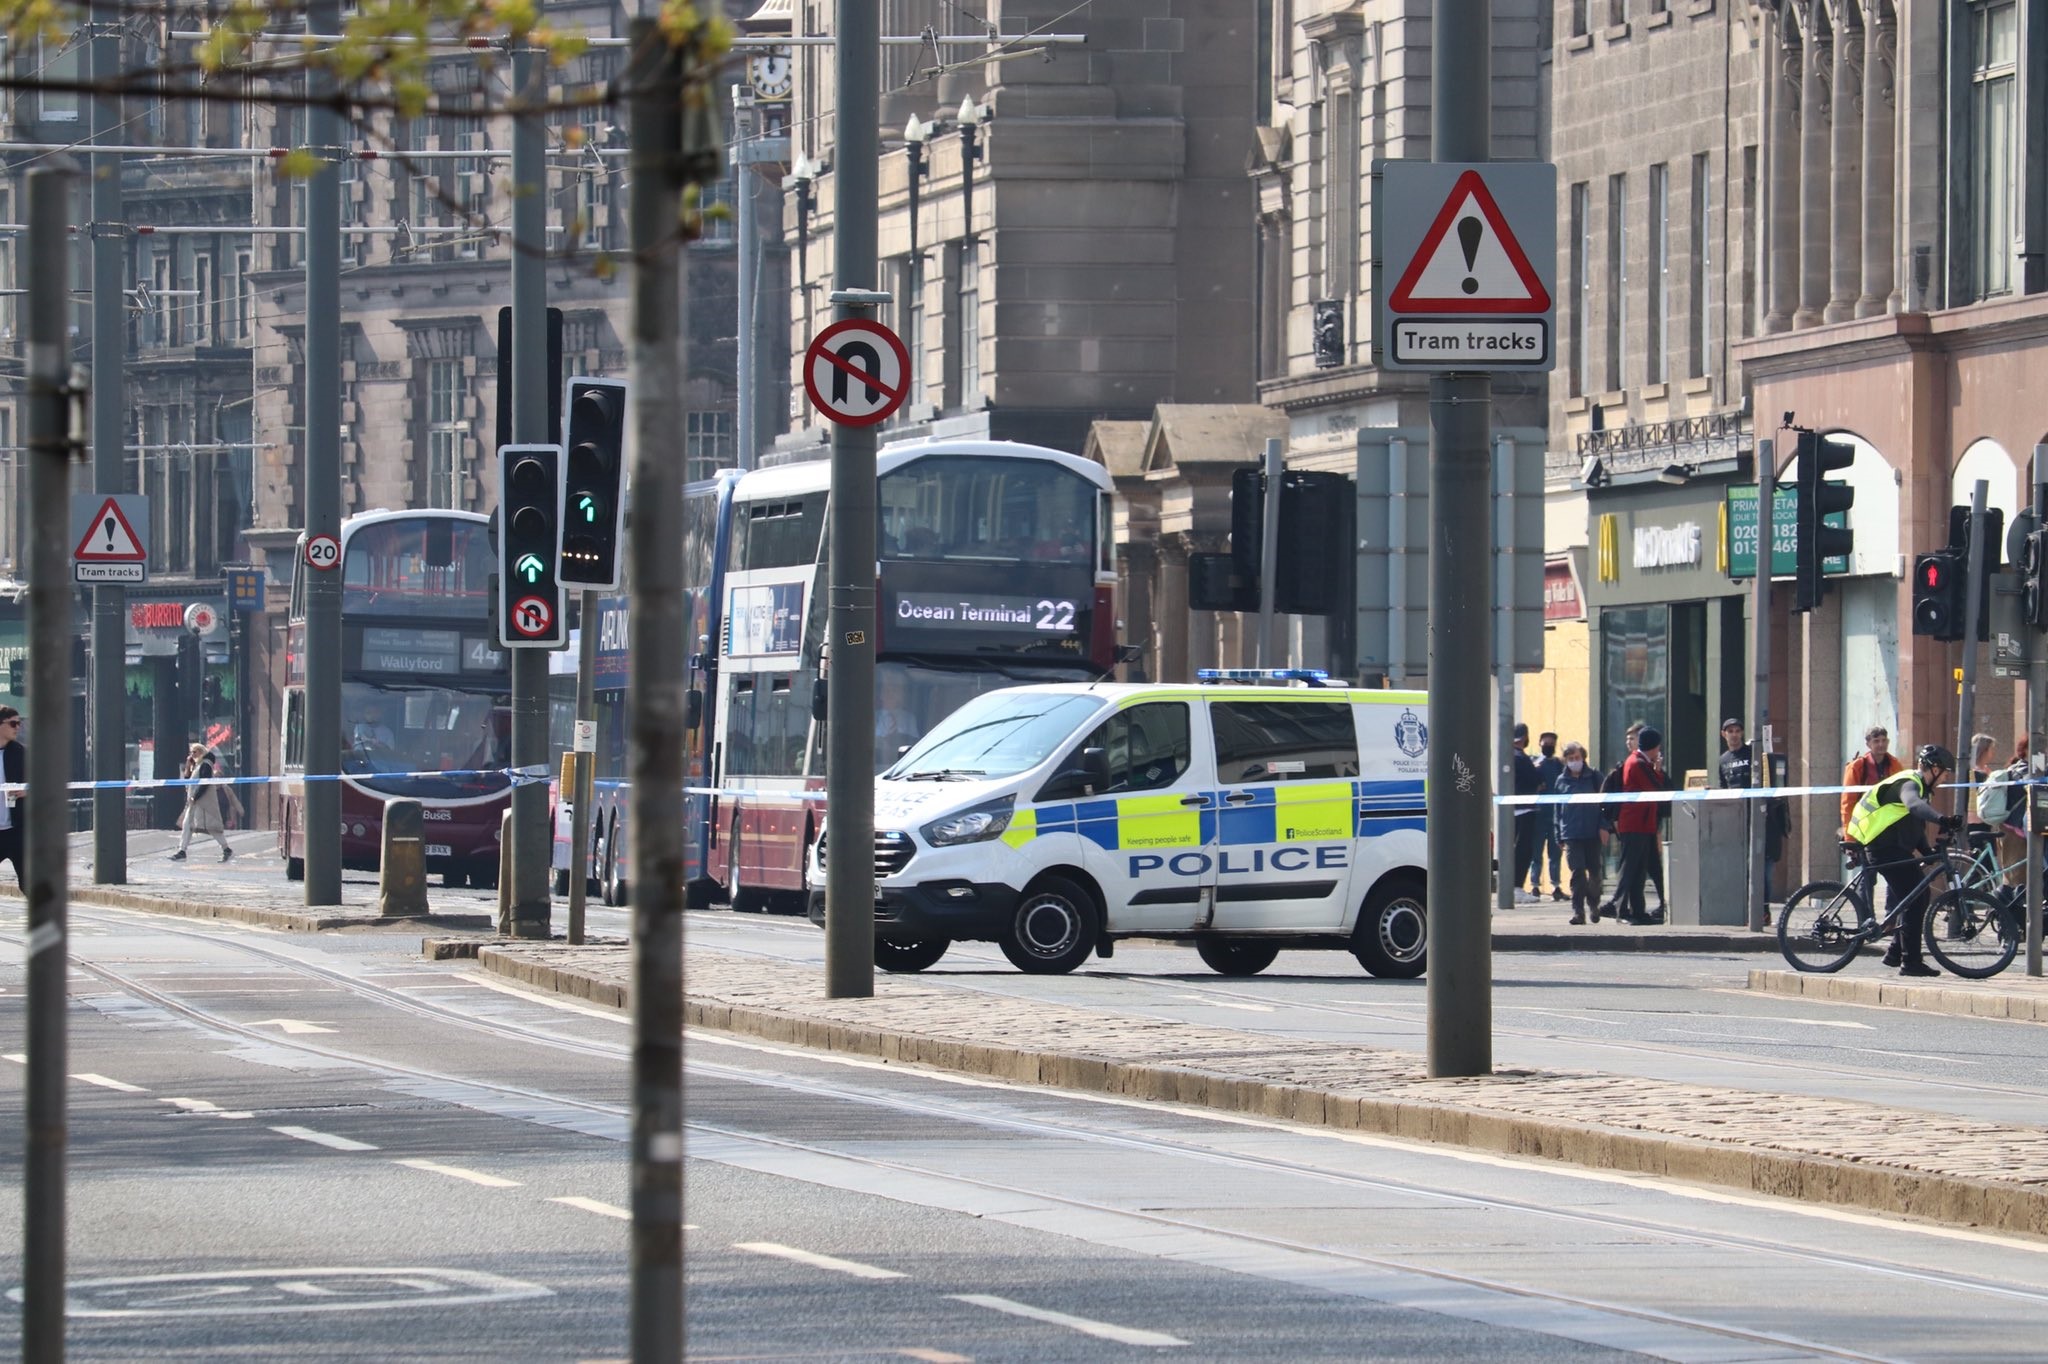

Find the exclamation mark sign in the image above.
[
  {"left": 1458, "top": 217, "right": 1483, "bottom": 295},
  {"left": 104, "top": 515, "right": 116, "bottom": 552}
]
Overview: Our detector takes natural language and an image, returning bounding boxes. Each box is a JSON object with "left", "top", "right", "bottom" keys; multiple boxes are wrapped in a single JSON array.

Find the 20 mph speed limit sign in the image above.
[{"left": 803, "top": 319, "right": 909, "bottom": 427}]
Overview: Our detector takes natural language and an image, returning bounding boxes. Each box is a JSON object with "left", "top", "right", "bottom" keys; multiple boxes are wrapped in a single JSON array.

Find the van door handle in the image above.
[
  {"left": 1223, "top": 792, "right": 1258, "bottom": 806},
  {"left": 1179, "top": 795, "right": 1208, "bottom": 808}
]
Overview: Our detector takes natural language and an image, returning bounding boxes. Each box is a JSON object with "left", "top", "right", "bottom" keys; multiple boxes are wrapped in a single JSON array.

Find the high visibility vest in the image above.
[{"left": 1845, "top": 770, "right": 1927, "bottom": 847}]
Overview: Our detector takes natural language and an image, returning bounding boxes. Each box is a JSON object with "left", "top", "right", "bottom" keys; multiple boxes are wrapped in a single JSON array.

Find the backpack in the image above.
[
  {"left": 1978, "top": 760, "right": 2025, "bottom": 828},
  {"left": 1599, "top": 760, "right": 1626, "bottom": 795}
]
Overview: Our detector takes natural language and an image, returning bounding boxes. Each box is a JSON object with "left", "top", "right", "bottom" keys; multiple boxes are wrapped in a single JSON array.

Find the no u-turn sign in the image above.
[{"left": 804, "top": 319, "right": 910, "bottom": 427}]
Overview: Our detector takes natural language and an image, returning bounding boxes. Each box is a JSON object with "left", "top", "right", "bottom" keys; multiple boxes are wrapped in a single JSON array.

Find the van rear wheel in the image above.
[
  {"left": 999, "top": 876, "right": 1098, "bottom": 975},
  {"left": 1352, "top": 875, "right": 1427, "bottom": 979},
  {"left": 1195, "top": 938, "right": 1281, "bottom": 977},
  {"left": 875, "top": 938, "right": 950, "bottom": 973}
]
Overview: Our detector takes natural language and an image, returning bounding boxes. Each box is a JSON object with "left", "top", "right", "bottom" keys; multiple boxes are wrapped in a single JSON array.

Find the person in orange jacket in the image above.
[{"left": 1840, "top": 725, "right": 1902, "bottom": 836}]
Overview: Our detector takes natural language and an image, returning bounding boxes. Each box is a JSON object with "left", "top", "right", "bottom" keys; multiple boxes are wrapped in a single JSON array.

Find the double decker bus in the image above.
[
  {"left": 280, "top": 510, "right": 514, "bottom": 886},
  {"left": 713, "top": 438, "right": 1116, "bottom": 910}
]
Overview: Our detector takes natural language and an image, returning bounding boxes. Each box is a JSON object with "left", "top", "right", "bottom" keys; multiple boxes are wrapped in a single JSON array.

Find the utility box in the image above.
[{"left": 1666, "top": 799, "right": 1751, "bottom": 926}]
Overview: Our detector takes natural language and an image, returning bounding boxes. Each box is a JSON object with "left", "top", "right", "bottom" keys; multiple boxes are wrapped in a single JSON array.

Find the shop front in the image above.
[
  {"left": 113, "top": 590, "right": 237, "bottom": 827},
  {"left": 1582, "top": 481, "right": 1752, "bottom": 782}
]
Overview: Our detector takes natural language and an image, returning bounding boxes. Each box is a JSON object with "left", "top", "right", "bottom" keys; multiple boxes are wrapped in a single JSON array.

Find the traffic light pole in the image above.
[
  {"left": 2029, "top": 463, "right": 2046, "bottom": 980},
  {"left": 822, "top": 0, "right": 881, "bottom": 1000},
  {"left": 1956, "top": 480, "right": 1989, "bottom": 821},
  {"left": 1748, "top": 440, "right": 1773, "bottom": 933},
  {"left": 1255, "top": 437, "right": 1281, "bottom": 666},
  {"left": 303, "top": 0, "right": 344, "bottom": 905},
  {"left": 90, "top": 19, "right": 127, "bottom": 885},
  {"left": 1424, "top": 0, "right": 1493, "bottom": 1080},
  {"left": 508, "top": 44, "right": 552, "bottom": 939},
  {"left": 568, "top": 588, "right": 597, "bottom": 945}
]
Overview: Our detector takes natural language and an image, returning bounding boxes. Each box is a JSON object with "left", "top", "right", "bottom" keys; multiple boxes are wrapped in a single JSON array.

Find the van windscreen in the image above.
[{"left": 886, "top": 692, "right": 1102, "bottom": 781}]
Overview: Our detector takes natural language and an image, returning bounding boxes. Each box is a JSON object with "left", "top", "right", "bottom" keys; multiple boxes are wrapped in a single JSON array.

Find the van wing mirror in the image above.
[
  {"left": 810, "top": 677, "right": 829, "bottom": 722},
  {"left": 1046, "top": 745, "right": 1110, "bottom": 797},
  {"left": 685, "top": 688, "right": 703, "bottom": 732}
]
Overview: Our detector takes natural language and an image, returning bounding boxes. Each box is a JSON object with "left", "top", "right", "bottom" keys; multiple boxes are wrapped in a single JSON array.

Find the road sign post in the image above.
[{"left": 70, "top": 494, "right": 149, "bottom": 583}]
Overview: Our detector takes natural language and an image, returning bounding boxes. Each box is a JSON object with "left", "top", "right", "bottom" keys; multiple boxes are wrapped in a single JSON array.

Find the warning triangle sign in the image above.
[
  {"left": 74, "top": 497, "right": 147, "bottom": 561},
  {"left": 1387, "top": 170, "right": 1551, "bottom": 314}
]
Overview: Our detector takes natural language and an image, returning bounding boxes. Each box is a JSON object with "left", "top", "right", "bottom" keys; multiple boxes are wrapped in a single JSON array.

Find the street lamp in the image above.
[
  {"left": 903, "top": 114, "right": 929, "bottom": 268},
  {"left": 956, "top": 95, "right": 987, "bottom": 246},
  {"left": 786, "top": 152, "right": 820, "bottom": 342}
]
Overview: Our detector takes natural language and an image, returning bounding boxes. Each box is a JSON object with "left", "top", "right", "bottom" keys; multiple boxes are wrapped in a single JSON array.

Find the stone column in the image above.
[
  {"left": 1858, "top": 11, "right": 1897, "bottom": 317},
  {"left": 1796, "top": 4, "right": 1832, "bottom": 329},
  {"left": 1765, "top": 19, "right": 1802, "bottom": 334},
  {"left": 1826, "top": 10, "right": 1864, "bottom": 323},
  {"left": 1157, "top": 534, "right": 1191, "bottom": 684}
]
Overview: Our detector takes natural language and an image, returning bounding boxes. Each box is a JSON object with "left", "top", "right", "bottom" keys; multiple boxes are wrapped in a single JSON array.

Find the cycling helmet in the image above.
[{"left": 1917, "top": 743, "right": 1956, "bottom": 772}]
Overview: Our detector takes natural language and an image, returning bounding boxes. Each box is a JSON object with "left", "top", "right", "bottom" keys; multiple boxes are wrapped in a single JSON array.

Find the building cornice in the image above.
[
  {"left": 1731, "top": 312, "right": 1936, "bottom": 379},
  {"left": 1256, "top": 364, "right": 1428, "bottom": 413}
]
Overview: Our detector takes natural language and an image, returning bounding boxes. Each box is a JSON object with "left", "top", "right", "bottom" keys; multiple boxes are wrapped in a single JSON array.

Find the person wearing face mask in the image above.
[
  {"left": 1553, "top": 740, "right": 1606, "bottom": 924},
  {"left": 1531, "top": 731, "right": 1566, "bottom": 900}
]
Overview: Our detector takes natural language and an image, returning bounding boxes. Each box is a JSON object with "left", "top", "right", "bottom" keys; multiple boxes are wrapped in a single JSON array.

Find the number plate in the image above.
[{"left": 426, "top": 844, "right": 453, "bottom": 859}]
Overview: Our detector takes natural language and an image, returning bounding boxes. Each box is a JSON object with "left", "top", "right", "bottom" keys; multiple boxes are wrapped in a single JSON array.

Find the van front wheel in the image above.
[
  {"left": 999, "top": 876, "right": 1098, "bottom": 975},
  {"left": 1195, "top": 938, "right": 1281, "bottom": 977},
  {"left": 1353, "top": 876, "right": 1427, "bottom": 979},
  {"left": 875, "top": 938, "right": 950, "bottom": 973}
]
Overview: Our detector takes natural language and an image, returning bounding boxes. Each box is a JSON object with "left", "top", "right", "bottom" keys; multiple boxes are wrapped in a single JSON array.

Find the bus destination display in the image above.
[
  {"left": 360, "top": 626, "right": 461, "bottom": 675},
  {"left": 893, "top": 592, "right": 1080, "bottom": 636}
]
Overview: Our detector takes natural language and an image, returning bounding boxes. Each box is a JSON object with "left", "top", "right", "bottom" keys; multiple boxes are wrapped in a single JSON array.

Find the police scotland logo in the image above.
[{"left": 1394, "top": 709, "right": 1429, "bottom": 759}]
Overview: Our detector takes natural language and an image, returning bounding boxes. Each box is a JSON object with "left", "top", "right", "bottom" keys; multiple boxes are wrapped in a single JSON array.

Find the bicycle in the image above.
[{"left": 1778, "top": 836, "right": 2022, "bottom": 978}]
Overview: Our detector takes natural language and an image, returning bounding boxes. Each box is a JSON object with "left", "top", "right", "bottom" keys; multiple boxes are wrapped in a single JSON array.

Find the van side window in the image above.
[
  {"left": 1209, "top": 700, "right": 1359, "bottom": 783},
  {"left": 1046, "top": 702, "right": 1192, "bottom": 800}
]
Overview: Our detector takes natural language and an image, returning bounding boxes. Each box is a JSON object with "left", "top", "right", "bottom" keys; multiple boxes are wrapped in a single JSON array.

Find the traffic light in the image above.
[
  {"left": 1974, "top": 507, "right": 2005, "bottom": 642},
  {"left": 1912, "top": 551, "right": 1967, "bottom": 642},
  {"left": 1793, "top": 430, "right": 1855, "bottom": 613},
  {"left": 2025, "top": 525, "right": 2048, "bottom": 630},
  {"left": 1208, "top": 466, "right": 1347, "bottom": 615},
  {"left": 497, "top": 443, "right": 567, "bottom": 649},
  {"left": 559, "top": 377, "right": 629, "bottom": 590}
]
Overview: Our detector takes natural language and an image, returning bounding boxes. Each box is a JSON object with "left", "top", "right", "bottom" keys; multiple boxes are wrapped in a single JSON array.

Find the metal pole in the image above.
[
  {"left": 1425, "top": 0, "right": 1493, "bottom": 1079},
  {"left": 734, "top": 89, "right": 757, "bottom": 471},
  {"left": 1255, "top": 436, "right": 1282, "bottom": 667},
  {"left": 568, "top": 589, "right": 597, "bottom": 945},
  {"left": 2028, "top": 461, "right": 2046, "bottom": 977},
  {"left": 89, "top": 18, "right": 125, "bottom": 884},
  {"left": 1749, "top": 440, "right": 1774, "bottom": 932},
  {"left": 626, "top": 22, "right": 686, "bottom": 1360},
  {"left": 302, "top": 0, "right": 344, "bottom": 905},
  {"left": 23, "top": 158, "right": 77, "bottom": 1364},
  {"left": 508, "top": 44, "right": 552, "bottom": 939},
  {"left": 1956, "top": 479, "right": 1989, "bottom": 820},
  {"left": 822, "top": 0, "right": 881, "bottom": 1001},
  {"left": 1493, "top": 437, "right": 1514, "bottom": 912}
]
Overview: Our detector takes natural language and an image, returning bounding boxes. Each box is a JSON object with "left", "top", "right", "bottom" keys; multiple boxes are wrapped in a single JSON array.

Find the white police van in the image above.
[{"left": 805, "top": 671, "right": 1429, "bottom": 977}]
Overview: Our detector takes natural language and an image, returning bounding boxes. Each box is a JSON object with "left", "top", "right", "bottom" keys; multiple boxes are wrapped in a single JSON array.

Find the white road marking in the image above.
[
  {"left": 394, "top": 1158, "right": 521, "bottom": 1188},
  {"left": 1865, "top": 1047, "right": 1980, "bottom": 1065},
  {"left": 159, "top": 1097, "right": 253, "bottom": 1119},
  {"left": 1176, "top": 994, "right": 1273, "bottom": 1013},
  {"left": 732, "top": 1241, "right": 905, "bottom": 1280},
  {"left": 949, "top": 1294, "right": 1187, "bottom": 1347},
  {"left": 466, "top": 973, "right": 629, "bottom": 1020},
  {"left": 249, "top": 1018, "right": 336, "bottom": 1035},
  {"left": 74, "top": 1073, "right": 147, "bottom": 1093},
  {"left": 3, "top": 1052, "right": 25, "bottom": 1064},
  {"left": 271, "top": 1125, "right": 377, "bottom": 1152},
  {"left": 548, "top": 1196, "right": 629, "bottom": 1220}
]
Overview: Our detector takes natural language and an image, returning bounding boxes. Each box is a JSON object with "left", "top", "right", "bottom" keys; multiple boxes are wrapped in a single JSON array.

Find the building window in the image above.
[
  {"left": 153, "top": 250, "right": 176, "bottom": 348},
  {"left": 1740, "top": 145, "right": 1757, "bottom": 338},
  {"left": 0, "top": 185, "right": 15, "bottom": 343},
  {"left": 1569, "top": 182, "right": 1589, "bottom": 397},
  {"left": 38, "top": 37, "right": 80, "bottom": 122},
  {"left": 1971, "top": 0, "right": 2018, "bottom": 299},
  {"left": 685, "top": 410, "right": 733, "bottom": 483},
  {"left": 1606, "top": 172, "right": 1627, "bottom": 392},
  {"left": 1690, "top": 152, "right": 1711, "bottom": 379},
  {"left": 1327, "top": 84, "right": 1357, "bottom": 316},
  {"left": 229, "top": 249, "right": 251, "bottom": 342},
  {"left": 698, "top": 169, "right": 735, "bottom": 245},
  {"left": 1608, "top": 0, "right": 1627, "bottom": 26},
  {"left": 1257, "top": 221, "right": 1285, "bottom": 381},
  {"left": 903, "top": 257, "right": 926, "bottom": 407},
  {"left": 425, "top": 359, "right": 465, "bottom": 509},
  {"left": 455, "top": 129, "right": 488, "bottom": 259},
  {"left": 1571, "top": 1, "right": 1589, "bottom": 38},
  {"left": 192, "top": 253, "right": 214, "bottom": 346},
  {"left": 959, "top": 242, "right": 981, "bottom": 403},
  {"left": 1647, "top": 163, "right": 1667, "bottom": 385}
]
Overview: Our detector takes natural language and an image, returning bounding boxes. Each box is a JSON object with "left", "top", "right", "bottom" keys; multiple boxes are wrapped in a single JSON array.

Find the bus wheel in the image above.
[
  {"left": 285, "top": 856, "right": 304, "bottom": 882},
  {"left": 1352, "top": 875, "right": 1427, "bottom": 979},
  {"left": 1195, "top": 938, "right": 1281, "bottom": 977},
  {"left": 727, "top": 830, "right": 762, "bottom": 913},
  {"left": 999, "top": 876, "right": 1098, "bottom": 975},
  {"left": 551, "top": 868, "right": 569, "bottom": 897},
  {"left": 876, "top": 938, "right": 950, "bottom": 973},
  {"left": 442, "top": 867, "right": 468, "bottom": 890},
  {"left": 469, "top": 857, "right": 499, "bottom": 892}
]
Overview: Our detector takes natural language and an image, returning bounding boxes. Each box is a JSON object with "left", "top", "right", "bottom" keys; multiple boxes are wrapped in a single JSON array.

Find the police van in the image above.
[{"left": 805, "top": 671, "right": 1429, "bottom": 978}]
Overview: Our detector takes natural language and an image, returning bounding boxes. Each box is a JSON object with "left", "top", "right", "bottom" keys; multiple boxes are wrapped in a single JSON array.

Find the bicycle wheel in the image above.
[
  {"left": 1922, "top": 887, "right": 2020, "bottom": 979},
  {"left": 1777, "top": 879, "right": 1872, "bottom": 973}
]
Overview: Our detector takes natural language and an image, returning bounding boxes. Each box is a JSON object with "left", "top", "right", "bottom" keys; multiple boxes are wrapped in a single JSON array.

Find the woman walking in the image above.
[{"left": 170, "top": 743, "right": 241, "bottom": 862}]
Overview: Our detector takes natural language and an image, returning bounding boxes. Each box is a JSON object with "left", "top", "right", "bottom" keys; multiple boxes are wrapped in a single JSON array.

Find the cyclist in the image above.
[{"left": 1843, "top": 742, "right": 1960, "bottom": 977}]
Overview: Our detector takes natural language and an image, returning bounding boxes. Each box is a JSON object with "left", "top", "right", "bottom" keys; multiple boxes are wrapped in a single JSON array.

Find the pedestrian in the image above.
[
  {"left": 0, "top": 706, "right": 22, "bottom": 887},
  {"left": 1965, "top": 732, "right": 1998, "bottom": 855},
  {"left": 1843, "top": 743, "right": 1959, "bottom": 977},
  {"left": 1840, "top": 725, "right": 1902, "bottom": 838},
  {"left": 1532, "top": 731, "right": 1566, "bottom": 899},
  {"left": 1594, "top": 721, "right": 1642, "bottom": 918},
  {"left": 1510, "top": 723, "right": 1542, "bottom": 901},
  {"left": 1717, "top": 717, "right": 1788, "bottom": 916},
  {"left": 170, "top": 742, "right": 241, "bottom": 863},
  {"left": 1612, "top": 727, "right": 1667, "bottom": 925},
  {"left": 1553, "top": 740, "right": 1605, "bottom": 924}
]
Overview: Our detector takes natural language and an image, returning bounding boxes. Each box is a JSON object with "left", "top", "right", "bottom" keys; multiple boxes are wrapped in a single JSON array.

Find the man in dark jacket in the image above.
[
  {"left": 0, "top": 706, "right": 22, "bottom": 887},
  {"left": 1553, "top": 741, "right": 1606, "bottom": 923},
  {"left": 1532, "top": 731, "right": 1566, "bottom": 899},
  {"left": 1511, "top": 723, "right": 1542, "bottom": 900}
]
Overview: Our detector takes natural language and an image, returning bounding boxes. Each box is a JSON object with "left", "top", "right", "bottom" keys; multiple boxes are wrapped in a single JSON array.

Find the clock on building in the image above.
[{"left": 748, "top": 49, "right": 793, "bottom": 102}]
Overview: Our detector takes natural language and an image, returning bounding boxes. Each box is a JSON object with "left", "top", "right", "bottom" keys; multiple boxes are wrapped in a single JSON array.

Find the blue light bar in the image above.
[{"left": 1195, "top": 668, "right": 1332, "bottom": 687}]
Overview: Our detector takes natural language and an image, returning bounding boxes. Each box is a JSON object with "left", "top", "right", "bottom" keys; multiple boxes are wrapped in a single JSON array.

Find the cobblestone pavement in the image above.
[{"left": 475, "top": 939, "right": 2048, "bottom": 1237}]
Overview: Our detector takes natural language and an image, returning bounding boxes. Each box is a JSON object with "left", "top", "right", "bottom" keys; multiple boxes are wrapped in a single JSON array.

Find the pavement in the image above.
[
  {"left": 442, "top": 935, "right": 2048, "bottom": 1242},
  {"left": 1749, "top": 965, "right": 2048, "bottom": 1021}
]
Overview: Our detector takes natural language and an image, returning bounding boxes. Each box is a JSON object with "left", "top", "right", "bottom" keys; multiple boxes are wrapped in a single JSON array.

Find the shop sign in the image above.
[
  {"left": 1543, "top": 558, "right": 1583, "bottom": 622},
  {"left": 126, "top": 597, "right": 229, "bottom": 653},
  {"left": 1725, "top": 484, "right": 1849, "bottom": 580},
  {"left": 1632, "top": 522, "right": 1701, "bottom": 569},
  {"left": 224, "top": 563, "right": 266, "bottom": 612}
]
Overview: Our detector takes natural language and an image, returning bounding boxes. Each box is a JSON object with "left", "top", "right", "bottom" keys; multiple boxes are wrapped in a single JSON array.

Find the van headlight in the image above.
[{"left": 921, "top": 795, "right": 1014, "bottom": 847}]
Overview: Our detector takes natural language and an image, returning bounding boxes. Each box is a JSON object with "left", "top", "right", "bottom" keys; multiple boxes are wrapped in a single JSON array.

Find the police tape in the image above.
[
  {"left": 2, "top": 764, "right": 556, "bottom": 797},
  {"left": 1496, "top": 775, "right": 2041, "bottom": 807}
]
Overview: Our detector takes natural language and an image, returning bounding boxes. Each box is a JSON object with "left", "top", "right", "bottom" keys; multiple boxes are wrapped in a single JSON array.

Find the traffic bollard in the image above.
[
  {"left": 496, "top": 808, "right": 514, "bottom": 935},
  {"left": 378, "top": 798, "right": 429, "bottom": 918}
]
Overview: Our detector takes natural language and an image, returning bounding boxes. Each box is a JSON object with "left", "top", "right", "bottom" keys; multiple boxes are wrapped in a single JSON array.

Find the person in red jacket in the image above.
[{"left": 1613, "top": 726, "right": 1666, "bottom": 925}]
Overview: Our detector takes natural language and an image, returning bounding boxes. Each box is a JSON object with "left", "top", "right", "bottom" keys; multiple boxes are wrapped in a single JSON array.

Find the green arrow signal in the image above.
[
  {"left": 574, "top": 493, "right": 600, "bottom": 523},
  {"left": 515, "top": 552, "right": 546, "bottom": 583}
]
